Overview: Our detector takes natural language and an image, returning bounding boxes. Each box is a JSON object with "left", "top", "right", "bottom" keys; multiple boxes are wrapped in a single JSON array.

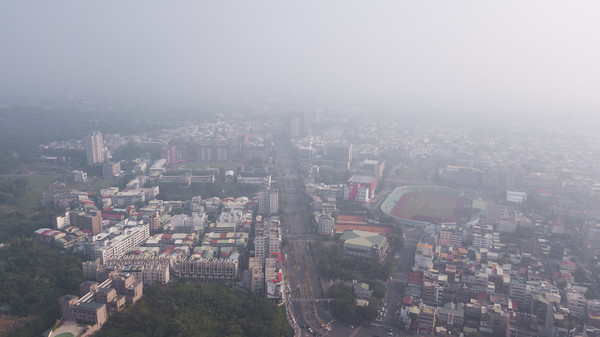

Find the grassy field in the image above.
[
  {"left": 393, "top": 192, "right": 459, "bottom": 221},
  {"left": 0, "top": 174, "right": 56, "bottom": 214},
  {"left": 89, "top": 178, "right": 114, "bottom": 190},
  {"left": 63, "top": 177, "right": 114, "bottom": 191}
]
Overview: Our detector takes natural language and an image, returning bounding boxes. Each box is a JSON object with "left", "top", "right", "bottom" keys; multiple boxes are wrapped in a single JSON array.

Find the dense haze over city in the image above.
[
  {"left": 4, "top": 2, "right": 600, "bottom": 337},
  {"left": 2, "top": 1, "right": 600, "bottom": 126}
]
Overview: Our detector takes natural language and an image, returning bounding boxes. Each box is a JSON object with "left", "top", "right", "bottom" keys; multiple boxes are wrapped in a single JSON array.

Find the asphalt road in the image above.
[
  {"left": 275, "top": 138, "right": 333, "bottom": 337},
  {"left": 275, "top": 135, "right": 426, "bottom": 337}
]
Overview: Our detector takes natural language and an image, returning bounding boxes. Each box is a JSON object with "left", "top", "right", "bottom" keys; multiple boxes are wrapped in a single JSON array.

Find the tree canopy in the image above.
[{"left": 95, "top": 282, "right": 293, "bottom": 337}]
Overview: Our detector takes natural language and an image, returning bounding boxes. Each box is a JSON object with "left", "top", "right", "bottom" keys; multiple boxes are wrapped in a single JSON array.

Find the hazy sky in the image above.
[{"left": 1, "top": 1, "right": 599, "bottom": 114}]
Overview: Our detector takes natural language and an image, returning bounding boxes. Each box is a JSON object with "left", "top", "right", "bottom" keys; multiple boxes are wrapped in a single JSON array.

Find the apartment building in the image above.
[{"left": 173, "top": 257, "right": 239, "bottom": 282}]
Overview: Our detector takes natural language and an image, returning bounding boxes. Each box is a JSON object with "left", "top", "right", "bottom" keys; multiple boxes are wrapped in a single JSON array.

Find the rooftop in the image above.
[
  {"left": 348, "top": 175, "right": 377, "bottom": 184},
  {"left": 340, "top": 230, "right": 387, "bottom": 248}
]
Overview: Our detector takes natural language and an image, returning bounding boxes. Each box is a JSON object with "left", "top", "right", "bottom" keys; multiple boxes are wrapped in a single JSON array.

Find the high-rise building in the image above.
[
  {"left": 289, "top": 112, "right": 310, "bottom": 139},
  {"left": 197, "top": 141, "right": 231, "bottom": 162},
  {"left": 86, "top": 131, "right": 105, "bottom": 166},
  {"left": 258, "top": 188, "right": 278, "bottom": 215}
]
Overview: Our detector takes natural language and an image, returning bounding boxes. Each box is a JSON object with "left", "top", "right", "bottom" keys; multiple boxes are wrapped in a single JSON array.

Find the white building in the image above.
[
  {"left": 473, "top": 233, "right": 494, "bottom": 249},
  {"left": 318, "top": 214, "right": 335, "bottom": 235},
  {"left": 72, "top": 170, "right": 88, "bottom": 182},
  {"left": 149, "top": 159, "right": 167, "bottom": 175},
  {"left": 85, "top": 223, "right": 150, "bottom": 263},
  {"left": 506, "top": 191, "right": 527, "bottom": 204},
  {"left": 414, "top": 243, "right": 434, "bottom": 271},
  {"left": 113, "top": 190, "right": 145, "bottom": 206},
  {"left": 567, "top": 291, "right": 587, "bottom": 319},
  {"left": 86, "top": 131, "right": 105, "bottom": 166}
]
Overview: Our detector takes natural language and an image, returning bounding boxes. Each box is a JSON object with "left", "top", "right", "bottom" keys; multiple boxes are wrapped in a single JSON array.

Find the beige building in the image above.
[
  {"left": 173, "top": 257, "right": 239, "bottom": 282},
  {"left": 59, "top": 272, "right": 142, "bottom": 328},
  {"left": 59, "top": 295, "right": 107, "bottom": 326}
]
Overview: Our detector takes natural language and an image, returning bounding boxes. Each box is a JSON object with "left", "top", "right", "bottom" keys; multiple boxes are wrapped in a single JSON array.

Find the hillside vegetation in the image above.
[{"left": 95, "top": 282, "right": 293, "bottom": 337}]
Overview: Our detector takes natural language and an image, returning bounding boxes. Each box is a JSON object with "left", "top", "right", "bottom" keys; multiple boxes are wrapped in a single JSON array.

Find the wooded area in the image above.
[{"left": 95, "top": 282, "right": 293, "bottom": 337}]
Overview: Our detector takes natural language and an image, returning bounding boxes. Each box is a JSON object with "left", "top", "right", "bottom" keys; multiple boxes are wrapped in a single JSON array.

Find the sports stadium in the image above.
[{"left": 381, "top": 185, "right": 483, "bottom": 227}]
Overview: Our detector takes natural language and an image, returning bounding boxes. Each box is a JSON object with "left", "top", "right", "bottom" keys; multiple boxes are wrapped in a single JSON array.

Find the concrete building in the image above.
[
  {"left": 247, "top": 257, "right": 265, "bottom": 295},
  {"left": 242, "top": 142, "right": 268, "bottom": 162},
  {"left": 438, "top": 228, "right": 464, "bottom": 247},
  {"left": 507, "top": 312, "right": 539, "bottom": 337},
  {"left": 103, "top": 162, "right": 121, "bottom": 177},
  {"left": 149, "top": 159, "right": 167, "bottom": 175},
  {"left": 339, "top": 230, "right": 388, "bottom": 262},
  {"left": 238, "top": 174, "right": 271, "bottom": 186},
  {"left": 161, "top": 145, "right": 187, "bottom": 165},
  {"left": 90, "top": 256, "right": 171, "bottom": 286},
  {"left": 112, "top": 273, "right": 143, "bottom": 304},
  {"left": 85, "top": 223, "right": 150, "bottom": 263},
  {"left": 254, "top": 234, "right": 280, "bottom": 260},
  {"left": 113, "top": 190, "right": 146, "bottom": 206},
  {"left": 414, "top": 243, "right": 434, "bottom": 271},
  {"left": 173, "top": 258, "right": 239, "bottom": 282},
  {"left": 318, "top": 213, "right": 335, "bottom": 235},
  {"left": 59, "top": 295, "right": 107, "bottom": 326},
  {"left": 289, "top": 112, "right": 310, "bottom": 139},
  {"left": 86, "top": 131, "right": 105, "bottom": 166},
  {"left": 437, "top": 302, "right": 465, "bottom": 330},
  {"left": 343, "top": 175, "right": 377, "bottom": 203},
  {"left": 119, "top": 264, "right": 170, "bottom": 286},
  {"left": 71, "top": 210, "right": 103, "bottom": 235},
  {"left": 197, "top": 141, "right": 231, "bottom": 161},
  {"left": 258, "top": 187, "right": 278, "bottom": 215},
  {"left": 567, "top": 291, "right": 587, "bottom": 320},
  {"left": 72, "top": 170, "right": 87, "bottom": 182},
  {"left": 265, "top": 257, "right": 282, "bottom": 299},
  {"left": 473, "top": 233, "right": 494, "bottom": 249},
  {"left": 418, "top": 305, "right": 437, "bottom": 334}
]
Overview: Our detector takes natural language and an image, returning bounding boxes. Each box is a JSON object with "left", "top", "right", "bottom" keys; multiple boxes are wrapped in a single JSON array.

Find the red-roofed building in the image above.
[
  {"left": 560, "top": 259, "right": 576, "bottom": 274},
  {"left": 33, "top": 228, "right": 66, "bottom": 243},
  {"left": 408, "top": 271, "right": 424, "bottom": 285}
]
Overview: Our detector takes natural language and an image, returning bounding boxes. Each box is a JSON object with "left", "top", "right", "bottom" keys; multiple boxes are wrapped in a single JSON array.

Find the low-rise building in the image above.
[{"left": 339, "top": 229, "right": 388, "bottom": 262}]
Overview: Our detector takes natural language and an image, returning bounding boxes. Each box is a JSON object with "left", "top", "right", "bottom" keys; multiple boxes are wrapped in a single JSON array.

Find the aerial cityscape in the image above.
[{"left": 2, "top": 2, "right": 600, "bottom": 337}]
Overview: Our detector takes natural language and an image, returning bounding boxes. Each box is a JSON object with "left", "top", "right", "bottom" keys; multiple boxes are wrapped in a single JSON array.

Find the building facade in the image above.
[{"left": 86, "top": 131, "right": 105, "bottom": 166}]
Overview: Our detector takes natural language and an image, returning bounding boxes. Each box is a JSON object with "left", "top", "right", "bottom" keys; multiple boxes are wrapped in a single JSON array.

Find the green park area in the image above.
[
  {"left": 0, "top": 174, "right": 55, "bottom": 214},
  {"left": 0, "top": 174, "right": 86, "bottom": 337}
]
